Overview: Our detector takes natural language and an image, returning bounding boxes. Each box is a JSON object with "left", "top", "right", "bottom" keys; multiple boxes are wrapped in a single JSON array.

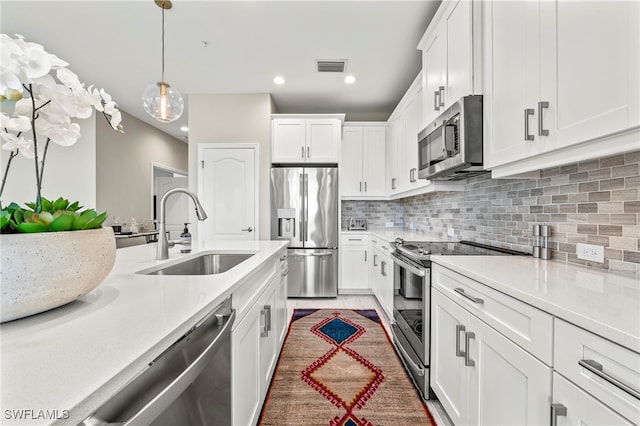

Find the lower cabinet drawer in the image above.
[
  {"left": 432, "top": 264, "right": 553, "bottom": 365},
  {"left": 341, "top": 233, "right": 369, "bottom": 246},
  {"left": 552, "top": 372, "right": 635, "bottom": 425},
  {"left": 554, "top": 319, "right": 640, "bottom": 423}
]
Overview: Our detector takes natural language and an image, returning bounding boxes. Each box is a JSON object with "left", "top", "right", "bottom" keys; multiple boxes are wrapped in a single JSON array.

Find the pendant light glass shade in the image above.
[
  {"left": 142, "top": 81, "right": 183, "bottom": 123},
  {"left": 142, "top": 0, "right": 183, "bottom": 123}
]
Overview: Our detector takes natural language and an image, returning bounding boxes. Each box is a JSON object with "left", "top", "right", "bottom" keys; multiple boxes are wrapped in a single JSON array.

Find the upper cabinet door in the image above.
[
  {"left": 362, "top": 127, "right": 386, "bottom": 196},
  {"left": 544, "top": 0, "right": 640, "bottom": 149},
  {"left": 444, "top": 0, "right": 473, "bottom": 107},
  {"left": 340, "top": 126, "right": 364, "bottom": 196},
  {"left": 306, "top": 119, "right": 340, "bottom": 163},
  {"left": 422, "top": 29, "right": 446, "bottom": 127},
  {"left": 272, "top": 119, "right": 306, "bottom": 163},
  {"left": 484, "top": 0, "right": 543, "bottom": 168}
]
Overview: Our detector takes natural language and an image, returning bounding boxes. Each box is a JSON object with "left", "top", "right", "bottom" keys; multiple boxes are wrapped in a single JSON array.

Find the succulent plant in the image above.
[{"left": 0, "top": 197, "right": 107, "bottom": 233}]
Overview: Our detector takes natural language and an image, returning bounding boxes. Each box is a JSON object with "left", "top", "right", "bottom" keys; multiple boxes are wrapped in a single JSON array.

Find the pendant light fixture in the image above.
[{"left": 142, "top": 0, "right": 184, "bottom": 123}]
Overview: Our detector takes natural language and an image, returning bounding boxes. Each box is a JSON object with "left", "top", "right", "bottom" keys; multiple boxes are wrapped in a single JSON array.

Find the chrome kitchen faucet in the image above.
[{"left": 157, "top": 188, "right": 208, "bottom": 260}]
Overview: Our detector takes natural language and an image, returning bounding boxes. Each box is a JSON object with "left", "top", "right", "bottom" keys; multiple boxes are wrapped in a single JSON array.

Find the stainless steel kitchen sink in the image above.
[{"left": 139, "top": 253, "right": 254, "bottom": 276}]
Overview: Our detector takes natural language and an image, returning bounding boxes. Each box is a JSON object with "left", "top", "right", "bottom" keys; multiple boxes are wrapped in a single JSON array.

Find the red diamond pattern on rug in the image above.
[{"left": 301, "top": 312, "right": 384, "bottom": 424}]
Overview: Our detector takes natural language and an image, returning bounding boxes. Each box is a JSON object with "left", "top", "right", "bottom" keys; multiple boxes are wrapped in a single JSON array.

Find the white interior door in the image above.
[
  {"left": 156, "top": 176, "right": 189, "bottom": 240},
  {"left": 200, "top": 147, "right": 256, "bottom": 240}
]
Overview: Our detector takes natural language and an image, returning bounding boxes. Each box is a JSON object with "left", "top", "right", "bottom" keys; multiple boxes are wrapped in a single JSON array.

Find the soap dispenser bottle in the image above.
[{"left": 180, "top": 223, "right": 192, "bottom": 253}]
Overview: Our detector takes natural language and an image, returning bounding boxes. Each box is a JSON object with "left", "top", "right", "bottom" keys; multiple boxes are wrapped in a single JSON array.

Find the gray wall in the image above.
[
  {"left": 342, "top": 151, "right": 640, "bottom": 277},
  {"left": 96, "top": 110, "right": 188, "bottom": 228},
  {"left": 188, "top": 93, "right": 274, "bottom": 240}
]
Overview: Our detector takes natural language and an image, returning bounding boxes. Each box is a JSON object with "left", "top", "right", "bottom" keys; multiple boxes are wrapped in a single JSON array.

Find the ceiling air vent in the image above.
[{"left": 316, "top": 60, "right": 347, "bottom": 73}]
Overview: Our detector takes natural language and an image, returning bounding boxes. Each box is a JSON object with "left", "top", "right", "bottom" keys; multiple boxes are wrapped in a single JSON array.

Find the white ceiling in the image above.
[{"left": 0, "top": 0, "right": 440, "bottom": 141}]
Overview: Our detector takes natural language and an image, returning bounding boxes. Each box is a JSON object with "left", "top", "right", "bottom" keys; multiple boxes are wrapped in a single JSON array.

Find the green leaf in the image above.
[
  {"left": 83, "top": 211, "right": 108, "bottom": 229},
  {"left": 0, "top": 211, "right": 10, "bottom": 230},
  {"left": 40, "top": 197, "right": 52, "bottom": 212},
  {"left": 68, "top": 201, "right": 81, "bottom": 212},
  {"left": 52, "top": 197, "right": 69, "bottom": 211},
  {"left": 25, "top": 201, "right": 36, "bottom": 210},
  {"left": 49, "top": 212, "right": 74, "bottom": 231},
  {"left": 16, "top": 221, "right": 48, "bottom": 233},
  {"left": 71, "top": 210, "right": 96, "bottom": 230},
  {"left": 36, "top": 211, "right": 54, "bottom": 225}
]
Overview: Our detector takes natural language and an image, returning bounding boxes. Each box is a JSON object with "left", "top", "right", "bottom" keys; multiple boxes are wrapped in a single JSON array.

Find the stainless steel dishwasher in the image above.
[{"left": 82, "top": 297, "right": 235, "bottom": 426}]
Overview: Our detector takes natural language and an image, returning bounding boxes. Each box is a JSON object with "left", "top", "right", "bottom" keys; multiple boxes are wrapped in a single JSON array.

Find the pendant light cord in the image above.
[{"left": 161, "top": 5, "right": 165, "bottom": 83}]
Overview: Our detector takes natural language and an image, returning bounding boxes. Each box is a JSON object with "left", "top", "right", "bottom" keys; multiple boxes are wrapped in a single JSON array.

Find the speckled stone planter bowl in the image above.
[{"left": 0, "top": 227, "right": 116, "bottom": 323}]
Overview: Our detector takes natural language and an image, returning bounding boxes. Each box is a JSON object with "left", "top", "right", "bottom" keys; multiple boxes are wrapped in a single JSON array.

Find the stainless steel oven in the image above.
[
  {"left": 391, "top": 250, "right": 431, "bottom": 400},
  {"left": 390, "top": 239, "right": 528, "bottom": 401}
]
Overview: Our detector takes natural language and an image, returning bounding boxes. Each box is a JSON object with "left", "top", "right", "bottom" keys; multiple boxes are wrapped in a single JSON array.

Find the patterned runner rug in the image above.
[{"left": 259, "top": 309, "right": 435, "bottom": 425}]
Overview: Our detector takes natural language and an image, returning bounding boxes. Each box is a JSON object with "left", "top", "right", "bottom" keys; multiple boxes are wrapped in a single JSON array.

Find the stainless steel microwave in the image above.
[{"left": 417, "top": 95, "right": 485, "bottom": 181}]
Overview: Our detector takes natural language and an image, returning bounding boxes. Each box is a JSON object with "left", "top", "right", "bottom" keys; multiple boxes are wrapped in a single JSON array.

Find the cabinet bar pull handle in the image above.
[
  {"left": 454, "top": 287, "right": 484, "bottom": 304},
  {"left": 524, "top": 108, "right": 535, "bottom": 141},
  {"left": 307, "top": 146, "right": 310, "bottom": 158},
  {"left": 364, "top": 181, "right": 367, "bottom": 192},
  {"left": 434, "top": 91, "right": 440, "bottom": 111},
  {"left": 464, "top": 331, "right": 475, "bottom": 367},
  {"left": 373, "top": 254, "right": 378, "bottom": 267},
  {"left": 301, "top": 146, "right": 305, "bottom": 158},
  {"left": 455, "top": 324, "right": 466, "bottom": 357},
  {"left": 360, "top": 181, "right": 362, "bottom": 192},
  {"left": 391, "top": 177, "right": 397, "bottom": 190},
  {"left": 348, "top": 238, "right": 362, "bottom": 241},
  {"left": 538, "top": 101, "right": 549, "bottom": 136},
  {"left": 579, "top": 359, "right": 640, "bottom": 400},
  {"left": 438, "top": 86, "right": 445, "bottom": 107},
  {"left": 265, "top": 305, "right": 272, "bottom": 332},
  {"left": 381, "top": 261, "right": 387, "bottom": 277},
  {"left": 260, "top": 308, "right": 268, "bottom": 337},
  {"left": 550, "top": 403, "right": 567, "bottom": 426},
  {"left": 364, "top": 250, "right": 367, "bottom": 262}
]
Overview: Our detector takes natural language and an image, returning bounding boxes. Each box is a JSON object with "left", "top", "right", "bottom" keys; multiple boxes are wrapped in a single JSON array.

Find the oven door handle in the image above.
[
  {"left": 392, "top": 325, "right": 425, "bottom": 377},
  {"left": 391, "top": 253, "right": 426, "bottom": 277}
]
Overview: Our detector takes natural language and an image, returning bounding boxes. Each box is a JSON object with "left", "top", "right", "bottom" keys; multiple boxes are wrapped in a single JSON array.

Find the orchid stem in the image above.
[
  {"left": 39, "top": 138, "right": 51, "bottom": 190},
  {"left": 0, "top": 149, "right": 19, "bottom": 202},
  {"left": 25, "top": 84, "right": 42, "bottom": 213}
]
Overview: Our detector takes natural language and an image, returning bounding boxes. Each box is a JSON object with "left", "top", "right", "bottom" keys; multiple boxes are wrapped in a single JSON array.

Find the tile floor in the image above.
[{"left": 285, "top": 294, "right": 452, "bottom": 426}]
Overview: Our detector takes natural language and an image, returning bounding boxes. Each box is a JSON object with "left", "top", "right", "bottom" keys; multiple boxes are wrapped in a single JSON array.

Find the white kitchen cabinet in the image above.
[
  {"left": 340, "top": 234, "right": 370, "bottom": 292},
  {"left": 271, "top": 115, "right": 343, "bottom": 164},
  {"left": 484, "top": 0, "right": 640, "bottom": 174},
  {"left": 431, "top": 266, "right": 552, "bottom": 426},
  {"left": 553, "top": 319, "right": 640, "bottom": 423},
  {"left": 551, "top": 373, "right": 635, "bottom": 426},
  {"left": 232, "top": 250, "right": 287, "bottom": 426},
  {"left": 341, "top": 124, "right": 386, "bottom": 198},
  {"left": 370, "top": 239, "right": 393, "bottom": 321},
  {"left": 385, "top": 116, "right": 400, "bottom": 194},
  {"left": 419, "top": 0, "right": 477, "bottom": 128}
]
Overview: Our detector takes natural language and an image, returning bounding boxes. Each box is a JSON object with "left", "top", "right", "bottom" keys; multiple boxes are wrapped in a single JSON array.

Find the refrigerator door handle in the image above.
[
  {"left": 299, "top": 173, "right": 305, "bottom": 242},
  {"left": 304, "top": 173, "right": 309, "bottom": 243}
]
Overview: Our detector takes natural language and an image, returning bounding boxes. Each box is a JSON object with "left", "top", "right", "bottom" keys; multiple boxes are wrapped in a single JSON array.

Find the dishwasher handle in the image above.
[{"left": 83, "top": 308, "right": 235, "bottom": 426}]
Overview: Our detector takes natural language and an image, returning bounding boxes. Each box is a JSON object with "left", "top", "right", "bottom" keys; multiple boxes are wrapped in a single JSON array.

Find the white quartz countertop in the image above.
[
  {"left": 430, "top": 256, "right": 640, "bottom": 353},
  {"left": 342, "top": 227, "right": 449, "bottom": 243},
  {"left": 0, "top": 239, "right": 288, "bottom": 425}
]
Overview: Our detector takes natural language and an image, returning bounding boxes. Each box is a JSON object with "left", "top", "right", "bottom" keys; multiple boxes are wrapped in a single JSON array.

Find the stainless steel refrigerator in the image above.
[{"left": 270, "top": 166, "right": 338, "bottom": 297}]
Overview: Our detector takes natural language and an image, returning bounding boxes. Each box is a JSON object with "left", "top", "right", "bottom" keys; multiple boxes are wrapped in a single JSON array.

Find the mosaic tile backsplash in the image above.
[{"left": 342, "top": 151, "right": 640, "bottom": 276}]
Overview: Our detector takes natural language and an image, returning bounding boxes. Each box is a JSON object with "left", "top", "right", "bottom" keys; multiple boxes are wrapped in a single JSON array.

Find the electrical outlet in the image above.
[
  {"left": 409, "top": 223, "right": 415, "bottom": 230},
  {"left": 386, "top": 222, "right": 394, "bottom": 228},
  {"left": 447, "top": 227, "right": 455, "bottom": 237},
  {"left": 576, "top": 243, "right": 605, "bottom": 263}
]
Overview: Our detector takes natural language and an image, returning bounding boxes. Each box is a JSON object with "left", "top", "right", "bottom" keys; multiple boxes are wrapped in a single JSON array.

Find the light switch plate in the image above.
[
  {"left": 447, "top": 227, "right": 455, "bottom": 237},
  {"left": 386, "top": 222, "right": 394, "bottom": 228}
]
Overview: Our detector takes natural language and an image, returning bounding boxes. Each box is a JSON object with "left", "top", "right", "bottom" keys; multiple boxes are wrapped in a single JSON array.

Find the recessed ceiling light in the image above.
[
  {"left": 344, "top": 75, "right": 356, "bottom": 84},
  {"left": 180, "top": 126, "right": 189, "bottom": 132},
  {"left": 273, "top": 76, "right": 286, "bottom": 85}
]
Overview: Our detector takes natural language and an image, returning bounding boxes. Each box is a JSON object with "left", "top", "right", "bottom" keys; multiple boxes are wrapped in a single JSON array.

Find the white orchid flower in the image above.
[
  {"left": 56, "top": 68, "right": 84, "bottom": 94},
  {"left": 0, "top": 132, "right": 35, "bottom": 159},
  {"left": 109, "top": 109, "right": 122, "bottom": 129},
  {"left": 36, "top": 118, "right": 81, "bottom": 147},
  {"left": 0, "top": 112, "right": 31, "bottom": 133}
]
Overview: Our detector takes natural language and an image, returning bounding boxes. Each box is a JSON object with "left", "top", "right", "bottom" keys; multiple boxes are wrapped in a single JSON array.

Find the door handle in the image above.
[
  {"left": 455, "top": 324, "right": 466, "bottom": 357},
  {"left": 538, "top": 101, "right": 549, "bottom": 136},
  {"left": 289, "top": 251, "right": 333, "bottom": 257},
  {"left": 360, "top": 181, "right": 362, "bottom": 193},
  {"left": 550, "top": 404, "right": 567, "bottom": 426},
  {"left": 265, "top": 305, "right": 272, "bottom": 332},
  {"left": 373, "top": 254, "right": 378, "bottom": 267},
  {"left": 464, "top": 331, "right": 475, "bottom": 367},
  {"left": 241, "top": 227, "right": 253, "bottom": 232},
  {"left": 364, "top": 181, "right": 367, "bottom": 192},
  {"left": 391, "top": 177, "right": 397, "bottom": 190},
  {"left": 578, "top": 359, "right": 640, "bottom": 399},
  {"left": 434, "top": 90, "right": 440, "bottom": 111},
  {"left": 301, "top": 146, "right": 305, "bottom": 159},
  {"left": 524, "top": 108, "right": 535, "bottom": 141},
  {"left": 454, "top": 288, "right": 484, "bottom": 304},
  {"left": 364, "top": 250, "right": 367, "bottom": 262},
  {"left": 438, "top": 86, "right": 445, "bottom": 107},
  {"left": 306, "top": 146, "right": 310, "bottom": 159},
  {"left": 381, "top": 261, "right": 387, "bottom": 277}
]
